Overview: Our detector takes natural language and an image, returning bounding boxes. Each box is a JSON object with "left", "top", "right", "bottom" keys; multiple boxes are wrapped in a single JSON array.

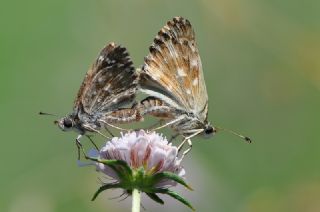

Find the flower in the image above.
[
  {"left": 87, "top": 130, "right": 194, "bottom": 211},
  {"left": 98, "top": 130, "right": 185, "bottom": 186}
]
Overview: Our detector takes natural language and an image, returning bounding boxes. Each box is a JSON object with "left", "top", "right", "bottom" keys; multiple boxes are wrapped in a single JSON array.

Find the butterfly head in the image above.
[
  {"left": 54, "top": 116, "right": 75, "bottom": 132},
  {"left": 202, "top": 122, "right": 216, "bottom": 138}
]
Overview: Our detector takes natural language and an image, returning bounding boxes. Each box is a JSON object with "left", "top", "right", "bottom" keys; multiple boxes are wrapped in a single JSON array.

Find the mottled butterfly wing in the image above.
[
  {"left": 140, "top": 17, "right": 208, "bottom": 122},
  {"left": 74, "top": 43, "right": 138, "bottom": 114}
]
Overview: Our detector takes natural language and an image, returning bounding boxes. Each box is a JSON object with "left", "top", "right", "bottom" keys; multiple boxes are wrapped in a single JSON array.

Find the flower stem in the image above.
[{"left": 132, "top": 189, "right": 141, "bottom": 212}]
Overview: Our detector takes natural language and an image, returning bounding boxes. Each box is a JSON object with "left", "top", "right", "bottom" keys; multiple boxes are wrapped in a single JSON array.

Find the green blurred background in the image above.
[{"left": 1, "top": 0, "right": 320, "bottom": 211}]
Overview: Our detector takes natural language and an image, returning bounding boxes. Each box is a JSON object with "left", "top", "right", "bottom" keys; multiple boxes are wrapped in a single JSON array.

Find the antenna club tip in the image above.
[
  {"left": 39, "top": 111, "right": 58, "bottom": 117},
  {"left": 245, "top": 136, "right": 252, "bottom": 143}
]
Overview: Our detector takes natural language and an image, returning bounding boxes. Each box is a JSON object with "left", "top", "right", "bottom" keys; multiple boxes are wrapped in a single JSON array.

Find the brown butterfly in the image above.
[
  {"left": 53, "top": 43, "right": 142, "bottom": 157},
  {"left": 138, "top": 17, "right": 251, "bottom": 156}
]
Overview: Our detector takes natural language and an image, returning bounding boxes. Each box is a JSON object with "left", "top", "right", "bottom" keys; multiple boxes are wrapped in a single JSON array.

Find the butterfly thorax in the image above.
[
  {"left": 170, "top": 112, "right": 215, "bottom": 138},
  {"left": 171, "top": 114, "right": 203, "bottom": 132}
]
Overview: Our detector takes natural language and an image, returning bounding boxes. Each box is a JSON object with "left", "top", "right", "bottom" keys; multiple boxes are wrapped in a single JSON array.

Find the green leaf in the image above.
[
  {"left": 146, "top": 193, "right": 164, "bottom": 205},
  {"left": 91, "top": 183, "right": 122, "bottom": 201},
  {"left": 155, "top": 188, "right": 195, "bottom": 211},
  {"left": 152, "top": 172, "right": 193, "bottom": 190}
]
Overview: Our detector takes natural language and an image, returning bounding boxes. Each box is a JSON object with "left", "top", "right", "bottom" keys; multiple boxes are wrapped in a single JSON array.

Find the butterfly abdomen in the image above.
[
  {"left": 140, "top": 97, "right": 176, "bottom": 119},
  {"left": 103, "top": 108, "right": 143, "bottom": 124}
]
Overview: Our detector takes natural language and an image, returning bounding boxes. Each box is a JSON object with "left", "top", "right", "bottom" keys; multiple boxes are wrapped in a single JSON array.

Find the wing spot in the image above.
[
  {"left": 98, "top": 77, "right": 105, "bottom": 84},
  {"left": 98, "top": 55, "right": 104, "bottom": 61},
  {"left": 190, "top": 42, "right": 196, "bottom": 52},
  {"left": 104, "top": 83, "right": 111, "bottom": 91},
  {"left": 112, "top": 98, "right": 118, "bottom": 103},
  {"left": 177, "top": 68, "right": 187, "bottom": 77},
  {"left": 186, "top": 89, "right": 191, "bottom": 95},
  {"left": 192, "top": 78, "right": 198, "bottom": 86},
  {"left": 191, "top": 59, "right": 198, "bottom": 67}
]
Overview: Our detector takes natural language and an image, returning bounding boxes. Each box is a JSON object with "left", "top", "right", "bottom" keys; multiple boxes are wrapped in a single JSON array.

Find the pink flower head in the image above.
[
  {"left": 96, "top": 130, "right": 185, "bottom": 187},
  {"left": 88, "top": 130, "right": 193, "bottom": 210}
]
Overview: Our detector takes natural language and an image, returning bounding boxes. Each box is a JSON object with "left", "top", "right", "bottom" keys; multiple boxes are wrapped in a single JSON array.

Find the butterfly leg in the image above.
[
  {"left": 152, "top": 115, "right": 185, "bottom": 131},
  {"left": 104, "top": 126, "right": 115, "bottom": 137},
  {"left": 146, "top": 119, "right": 165, "bottom": 130},
  {"left": 75, "top": 135, "right": 82, "bottom": 160},
  {"left": 75, "top": 135, "right": 86, "bottom": 160},
  {"left": 83, "top": 125, "right": 110, "bottom": 139},
  {"left": 178, "top": 129, "right": 204, "bottom": 158},
  {"left": 85, "top": 135, "right": 99, "bottom": 150},
  {"left": 75, "top": 134, "right": 92, "bottom": 160},
  {"left": 177, "top": 137, "right": 189, "bottom": 154},
  {"left": 99, "top": 120, "right": 132, "bottom": 132},
  {"left": 181, "top": 139, "right": 193, "bottom": 159},
  {"left": 169, "top": 133, "right": 179, "bottom": 144}
]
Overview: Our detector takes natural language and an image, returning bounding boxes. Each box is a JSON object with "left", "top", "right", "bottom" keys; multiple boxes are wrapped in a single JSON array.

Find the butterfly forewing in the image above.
[
  {"left": 140, "top": 17, "right": 208, "bottom": 121},
  {"left": 74, "top": 43, "right": 138, "bottom": 115}
]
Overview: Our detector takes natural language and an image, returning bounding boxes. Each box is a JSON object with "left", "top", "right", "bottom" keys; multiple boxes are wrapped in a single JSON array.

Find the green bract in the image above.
[
  {"left": 82, "top": 130, "right": 195, "bottom": 210},
  {"left": 89, "top": 157, "right": 194, "bottom": 211}
]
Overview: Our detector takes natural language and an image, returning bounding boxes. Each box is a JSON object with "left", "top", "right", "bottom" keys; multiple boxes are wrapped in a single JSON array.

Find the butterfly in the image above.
[
  {"left": 138, "top": 17, "right": 251, "bottom": 156},
  {"left": 54, "top": 42, "right": 142, "bottom": 158}
]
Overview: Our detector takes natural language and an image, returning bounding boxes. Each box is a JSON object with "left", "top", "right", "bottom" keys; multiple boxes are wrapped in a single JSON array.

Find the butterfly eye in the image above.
[
  {"left": 63, "top": 119, "right": 73, "bottom": 128},
  {"left": 204, "top": 126, "right": 215, "bottom": 135}
]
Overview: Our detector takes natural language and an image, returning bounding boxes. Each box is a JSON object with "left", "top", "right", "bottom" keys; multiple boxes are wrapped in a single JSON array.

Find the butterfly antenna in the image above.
[
  {"left": 215, "top": 126, "right": 252, "bottom": 143},
  {"left": 39, "top": 111, "right": 58, "bottom": 117}
]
